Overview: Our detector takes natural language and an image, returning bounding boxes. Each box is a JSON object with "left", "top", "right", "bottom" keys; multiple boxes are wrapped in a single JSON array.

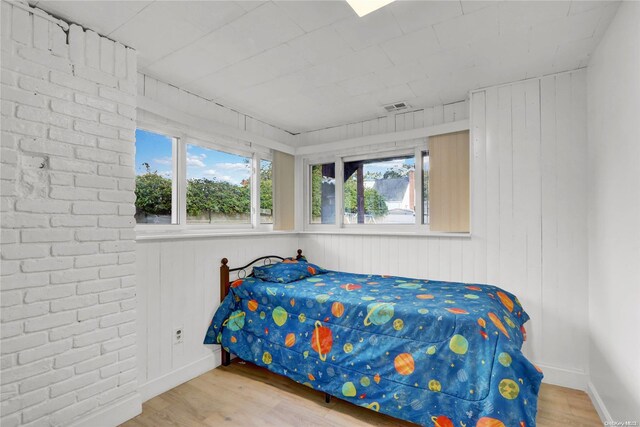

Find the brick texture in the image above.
[{"left": 0, "top": 2, "right": 138, "bottom": 425}]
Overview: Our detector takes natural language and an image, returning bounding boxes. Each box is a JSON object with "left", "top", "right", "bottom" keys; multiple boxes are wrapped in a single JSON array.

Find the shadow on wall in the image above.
[{"left": 589, "top": 338, "right": 640, "bottom": 422}]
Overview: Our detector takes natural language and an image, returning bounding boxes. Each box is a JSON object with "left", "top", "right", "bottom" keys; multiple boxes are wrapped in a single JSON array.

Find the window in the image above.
[
  {"left": 185, "top": 144, "right": 251, "bottom": 225},
  {"left": 260, "top": 159, "right": 273, "bottom": 224},
  {"left": 134, "top": 129, "right": 176, "bottom": 225},
  {"left": 422, "top": 151, "right": 429, "bottom": 224},
  {"left": 134, "top": 126, "right": 278, "bottom": 231},
  {"left": 310, "top": 163, "right": 335, "bottom": 224},
  {"left": 343, "top": 155, "right": 415, "bottom": 224},
  {"left": 305, "top": 130, "right": 469, "bottom": 233}
]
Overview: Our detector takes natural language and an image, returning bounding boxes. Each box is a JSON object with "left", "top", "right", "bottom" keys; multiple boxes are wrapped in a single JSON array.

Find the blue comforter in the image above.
[{"left": 205, "top": 271, "right": 543, "bottom": 427}]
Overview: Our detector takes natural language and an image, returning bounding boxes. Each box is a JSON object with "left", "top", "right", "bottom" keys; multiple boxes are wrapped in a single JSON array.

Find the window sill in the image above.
[
  {"left": 136, "top": 229, "right": 297, "bottom": 242},
  {"left": 135, "top": 228, "right": 471, "bottom": 242},
  {"left": 300, "top": 229, "right": 471, "bottom": 238}
]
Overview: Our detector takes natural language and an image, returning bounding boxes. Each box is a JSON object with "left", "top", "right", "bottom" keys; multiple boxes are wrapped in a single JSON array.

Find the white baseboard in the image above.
[
  {"left": 587, "top": 381, "right": 611, "bottom": 423},
  {"left": 536, "top": 363, "right": 589, "bottom": 390},
  {"left": 139, "top": 349, "right": 220, "bottom": 402},
  {"left": 69, "top": 392, "right": 142, "bottom": 427}
]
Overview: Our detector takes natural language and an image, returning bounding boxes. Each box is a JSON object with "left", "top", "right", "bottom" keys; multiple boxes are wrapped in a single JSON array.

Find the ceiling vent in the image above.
[{"left": 383, "top": 102, "right": 410, "bottom": 113}]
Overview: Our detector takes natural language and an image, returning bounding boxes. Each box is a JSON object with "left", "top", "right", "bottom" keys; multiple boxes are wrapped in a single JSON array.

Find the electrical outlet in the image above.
[{"left": 174, "top": 328, "right": 183, "bottom": 345}]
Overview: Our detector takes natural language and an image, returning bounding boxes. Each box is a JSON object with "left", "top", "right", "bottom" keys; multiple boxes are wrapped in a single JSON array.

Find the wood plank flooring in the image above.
[{"left": 122, "top": 361, "right": 602, "bottom": 427}]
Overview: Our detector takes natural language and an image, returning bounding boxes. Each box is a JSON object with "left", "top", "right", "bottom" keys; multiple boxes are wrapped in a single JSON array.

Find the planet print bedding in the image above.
[{"left": 204, "top": 269, "right": 543, "bottom": 427}]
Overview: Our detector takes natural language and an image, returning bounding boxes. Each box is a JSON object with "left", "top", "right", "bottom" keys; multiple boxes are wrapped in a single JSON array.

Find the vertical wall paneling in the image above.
[
  {"left": 469, "top": 92, "right": 486, "bottom": 284},
  {"left": 497, "top": 84, "right": 515, "bottom": 306},
  {"left": 136, "top": 235, "right": 299, "bottom": 401},
  {"left": 525, "top": 79, "right": 543, "bottom": 363},
  {"left": 428, "top": 237, "right": 440, "bottom": 279},
  {"left": 137, "top": 74, "right": 588, "bottom": 397},
  {"left": 296, "top": 101, "right": 469, "bottom": 147},
  {"left": 540, "top": 74, "right": 559, "bottom": 370},
  {"left": 485, "top": 88, "right": 501, "bottom": 285},
  {"left": 300, "top": 70, "right": 588, "bottom": 387},
  {"left": 540, "top": 71, "right": 589, "bottom": 372}
]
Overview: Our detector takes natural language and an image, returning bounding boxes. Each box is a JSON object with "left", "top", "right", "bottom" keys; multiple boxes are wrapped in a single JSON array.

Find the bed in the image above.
[{"left": 204, "top": 250, "right": 543, "bottom": 427}]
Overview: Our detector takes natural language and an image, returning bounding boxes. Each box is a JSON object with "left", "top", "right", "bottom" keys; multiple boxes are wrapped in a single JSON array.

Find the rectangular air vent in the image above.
[{"left": 384, "top": 102, "right": 409, "bottom": 113}]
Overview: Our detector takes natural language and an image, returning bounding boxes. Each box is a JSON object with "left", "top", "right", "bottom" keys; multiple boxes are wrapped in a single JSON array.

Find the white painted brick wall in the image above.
[{"left": 0, "top": 2, "right": 139, "bottom": 425}]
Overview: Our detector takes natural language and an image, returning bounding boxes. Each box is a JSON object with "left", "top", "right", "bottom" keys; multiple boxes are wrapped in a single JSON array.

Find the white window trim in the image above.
[
  {"left": 342, "top": 147, "right": 419, "bottom": 232},
  {"left": 301, "top": 133, "right": 469, "bottom": 236},
  {"left": 257, "top": 157, "right": 274, "bottom": 228},
  {"left": 135, "top": 119, "right": 274, "bottom": 236},
  {"left": 304, "top": 155, "right": 341, "bottom": 232}
]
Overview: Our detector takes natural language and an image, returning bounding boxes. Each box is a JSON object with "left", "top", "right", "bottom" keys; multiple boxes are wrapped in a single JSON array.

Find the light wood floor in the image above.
[{"left": 122, "top": 360, "right": 602, "bottom": 427}]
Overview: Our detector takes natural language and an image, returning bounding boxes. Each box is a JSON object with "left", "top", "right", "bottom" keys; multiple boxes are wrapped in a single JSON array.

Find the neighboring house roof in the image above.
[{"left": 373, "top": 177, "right": 409, "bottom": 202}]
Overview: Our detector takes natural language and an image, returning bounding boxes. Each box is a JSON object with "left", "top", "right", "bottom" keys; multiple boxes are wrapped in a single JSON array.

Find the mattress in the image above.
[{"left": 205, "top": 270, "right": 543, "bottom": 427}]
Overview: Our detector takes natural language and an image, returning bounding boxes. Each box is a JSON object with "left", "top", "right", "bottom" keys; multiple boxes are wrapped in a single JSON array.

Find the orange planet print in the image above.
[
  {"left": 520, "top": 325, "right": 527, "bottom": 341},
  {"left": 394, "top": 353, "right": 415, "bottom": 376},
  {"left": 476, "top": 417, "right": 506, "bottom": 427},
  {"left": 479, "top": 330, "right": 488, "bottom": 340},
  {"left": 308, "top": 373, "right": 315, "bottom": 381},
  {"left": 417, "top": 294, "right": 435, "bottom": 300},
  {"left": 307, "top": 265, "right": 317, "bottom": 275},
  {"left": 488, "top": 312, "right": 510, "bottom": 338},
  {"left": 373, "top": 374, "right": 381, "bottom": 384},
  {"left": 331, "top": 302, "right": 345, "bottom": 318},
  {"left": 477, "top": 318, "right": 486, "bottom": 328},
  {"left": 446, "top": 308, "right": 468, "bottom": 315},
  {"left": 231, "top": 279, "right": 243, "bottom": 288},
  {"left": 340, "top": 283, "right": 362, "bottom": 291},
  {"left": 496, "top": 291, "right": 514, "bottom": 312},
  {"left": 230, "top": 336, "right": 237, "bottom": 343},
  {"left": 290, "top": 298, "right": 295, "bottom": 307},
  {"left": 311, "top": 321, "right": 333, "bottom": 361},
  {"left": 247, "top": 300, "right": 258, "bottom": 311},
  {"left": 466, "top": 285, "right": 482, "bottom": 291},
  {"left": 285, "top": 333, "right": 296, "bottom": 348},
  {"left": 431, "top": 416, "right": 454, "bottom": 427}
]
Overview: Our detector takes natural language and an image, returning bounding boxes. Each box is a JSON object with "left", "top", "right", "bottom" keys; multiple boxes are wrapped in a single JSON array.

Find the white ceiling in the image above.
[{"left": 34, "top": 0, "right": 620, "bottom": 134}]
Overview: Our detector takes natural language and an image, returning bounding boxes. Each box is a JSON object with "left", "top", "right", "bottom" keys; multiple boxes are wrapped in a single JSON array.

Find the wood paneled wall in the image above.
[
  {"left": 300, "top": 70, "right": 588, "bottom": 388},
  {"left": 296, "top": 100, "right": 469, "bottom": 146},
  {"left": 135, "top": 234, "right": 299, "bottom": 400},
  {"left": 136, "top": 72, "right": 588, "bottom": 398},
  {"left": 138, "top": 74, "right": 295, "bottom": 146}
]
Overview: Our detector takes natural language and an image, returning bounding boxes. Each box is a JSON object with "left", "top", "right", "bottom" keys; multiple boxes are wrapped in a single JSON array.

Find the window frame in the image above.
[
  {"left": 341, "top": 148, "right": 423, "bottom": 233},
  {"left": 134, "top": 125, "right": 182, "bottom": 232},
  {"left": 304, "top": 155, "right": 340, "bottom": 232},
  {"left": 134, "top": 120, "right": 274, "bottom": 234},
  {"left": 183, "top": 136, "right": 255, "bottom": 231},
  {"left": 420, "top": 149, "right": 428, "bottom": 226},
  {"left": 303, "top": 140, "right": 463, "bottom": 235},
  {"left": 258, "top": 157, "right": 275, "bottom": 225}
]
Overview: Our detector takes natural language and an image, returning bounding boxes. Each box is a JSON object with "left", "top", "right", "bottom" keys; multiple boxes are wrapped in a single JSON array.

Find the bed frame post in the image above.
[
  {"left": 220, "top": 257, "right": 231, "bottom": 367},
  {"left": 218, "top": 251, "right": 302, "bottom": 368}
]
